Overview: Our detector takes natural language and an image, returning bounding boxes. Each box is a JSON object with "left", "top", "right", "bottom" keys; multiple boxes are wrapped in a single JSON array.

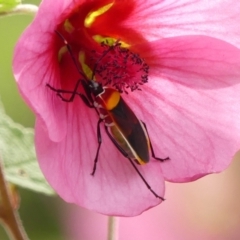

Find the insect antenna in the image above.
[{"left": 55, "top": 30, "right": 87, "bottom": 82}]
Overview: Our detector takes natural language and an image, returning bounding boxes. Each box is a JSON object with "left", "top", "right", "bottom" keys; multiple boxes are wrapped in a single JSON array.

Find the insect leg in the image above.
[
  {"left": 46, "top": 80, "right": 82, "bottom": 102},
  {"left": 125, "top": 154, "right": 165, "bottom": 201},
  {"left": 141, "top": 121, "right": 169, "bottom": 162},
  {"left": 46, "top": 82, "right": 94, "bottom": 108},
  {"left": 104, "top": 126, "right": 164, "bottom": 201},
  {"left": 91, "top": 118, "right": 103, "bottom": 176}
]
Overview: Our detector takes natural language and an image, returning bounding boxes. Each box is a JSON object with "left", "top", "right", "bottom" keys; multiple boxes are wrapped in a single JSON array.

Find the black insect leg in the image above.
[
  {"left": 141, "top": 121, "right": 169, "bottom": 162},
  {"left": 46, "top": 82, "right": 95, "bottom": 109},
  {"left": 46, "top": 80, "right": 82, "bottom": 102},
  {"left": 91, "top": 118, "right": 103, "bottom": 176},
  {"left": 104, "top": 126, "right": 165, "bottom": 201},
  {"left": 124, "top": 155, "right": 165, "bottom": 201}
]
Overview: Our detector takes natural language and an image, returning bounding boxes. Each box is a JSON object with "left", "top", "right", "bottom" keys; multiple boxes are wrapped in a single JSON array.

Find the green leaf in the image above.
[
  {"left": 0, "top": 100, "right": 55, "bottom": 195},
  {"left": 0, "top": 0, "right": 21, "bottom": 12}
]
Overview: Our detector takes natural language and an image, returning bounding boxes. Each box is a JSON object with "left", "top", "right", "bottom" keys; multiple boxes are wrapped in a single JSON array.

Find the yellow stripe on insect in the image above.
[{"left": 104, "top": 90, "right": 120, "bottom": 110}]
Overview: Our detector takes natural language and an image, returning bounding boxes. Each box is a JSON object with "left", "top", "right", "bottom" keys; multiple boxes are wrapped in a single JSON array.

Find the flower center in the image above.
[
  {"left": 56, "top": 0, "right": 149, "bottom": 93},
  {"left": 91, "top": 42, "right": 149, "bottom": 93}
]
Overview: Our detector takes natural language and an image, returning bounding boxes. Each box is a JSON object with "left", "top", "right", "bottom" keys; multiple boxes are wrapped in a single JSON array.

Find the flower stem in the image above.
[
  {"left": 0, "top": 160, "right": 29, "bottom": 240},
  {"left": 0, "top": 4, "right": 38, "bottom": 17},
  {"left": 107, "top": 216, "right": 119, "bottom": 240}
]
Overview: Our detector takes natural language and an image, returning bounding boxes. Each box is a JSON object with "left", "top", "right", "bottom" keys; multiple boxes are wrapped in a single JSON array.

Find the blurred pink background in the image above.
[{"left": 62, "top": 152, "right": 240, "bottom": 240}]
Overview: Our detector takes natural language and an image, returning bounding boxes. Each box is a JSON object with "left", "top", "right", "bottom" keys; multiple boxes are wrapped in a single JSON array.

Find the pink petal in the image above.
[
  {"left": 125, "top": 35, "right": 240, "bottom": 181},
  {"left": 35, "top": 99, "right": 165, "bottom": 216},
  {"left": 122, "top": 0, "right": 240, "bottom": 48},
  {"left": 13, "top": 0, "right": 85, "bottom": 141}
]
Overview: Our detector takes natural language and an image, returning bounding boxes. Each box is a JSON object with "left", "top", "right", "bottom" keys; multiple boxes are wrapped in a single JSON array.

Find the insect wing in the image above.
[{"left": 109, "top": 97, "right": 150, "bottom": 164}]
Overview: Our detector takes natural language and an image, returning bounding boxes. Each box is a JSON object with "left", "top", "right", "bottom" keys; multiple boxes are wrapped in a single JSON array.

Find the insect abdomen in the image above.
[{"left": 96, "top": 87, "right": 150, "bottom": 164}]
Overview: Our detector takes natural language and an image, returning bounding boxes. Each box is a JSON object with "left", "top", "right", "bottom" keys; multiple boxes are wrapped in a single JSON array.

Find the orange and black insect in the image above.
[{"left": 47, "top": 31, "right": 169, "bottom": 200}]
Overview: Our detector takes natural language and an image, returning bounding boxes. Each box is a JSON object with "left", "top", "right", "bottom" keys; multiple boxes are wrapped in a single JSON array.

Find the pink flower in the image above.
[
  {"left": 63, "top": 156, "right": 240, "bottom": 239},
  {"left": 13, "top": 0, "right": 240, "bottom": 216}
]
